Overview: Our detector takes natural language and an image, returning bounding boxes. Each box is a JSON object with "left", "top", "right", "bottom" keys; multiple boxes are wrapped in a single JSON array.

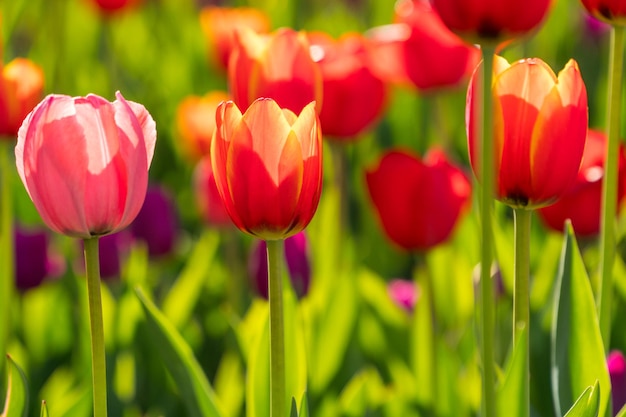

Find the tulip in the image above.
[
  {"left": 367, "top": 0, "right": 479, "bottom": 91},
  {"left": 199, "top": 6, "right": 271, "bottom": 70},
  {"left": 15, "top": 91, "right": 157, "bottom": 239},
  {"left": 0, "top": 58, "right": 44, "bottom": 137},
  {"left": 130, "top": 185, "right": 178, "bottom": 257},
  {"left": 537, "top": 129, "right": 626, "bottom": 236},
  {"left": 89, "top": 0, "right": 140, "bottom": 13},
  {"left": 365, "top": 148, "right": 471, "bottom": 251},
  {"left": 249, "top": 232, "right": 311, "bottom": 299},
  {"left": 308, "top": 32, "right": 387, "bottom": 138},
  {"left": 467, "top": 56, "right": 588, "bottom": 208},
  {"left": 581, "top": 0, "right": 626, "bottom": 24},
  {"left": 211, "top": 98, "right": 322, "bottom": 240},
  {"left": 14, "top": 227, "right": 50, "bottom": 290},
  {"left": 609, "top": 351, "right": 626, "bottom": 415},
  {"left": 430, "top": 0, "right": 551, "bottom": 42},
  {"left": 387, "top": 279, "right": 419, "bottom": 313},
  {"left": 176, "top": 91, "right": 230, "bottom": 161},
  {"left": 193, "top": 157, "right": 233, "bottom": 228},
  {"left": 228, "top": 27, "right": 323, "bottom": 114},
  {"left": 97, "top": 231, "right": 130, "bottom": 280}
]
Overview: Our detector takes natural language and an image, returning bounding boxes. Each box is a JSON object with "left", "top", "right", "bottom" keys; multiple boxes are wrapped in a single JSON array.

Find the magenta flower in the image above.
[
  {"left": 387, "top": 279, "right": 419, "bottom": 312},
  {"left": 609, "top": 350, "right": 626, "bottom": 415},
  {"left": 130, "top": 185, "right": 178, "bottom": 257}
]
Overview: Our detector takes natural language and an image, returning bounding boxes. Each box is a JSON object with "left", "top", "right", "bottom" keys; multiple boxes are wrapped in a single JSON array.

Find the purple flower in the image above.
[
  {"left": 387, "top": 279, "right": 419, "bottom": 312},
  {"left": 249, "top": 232, "right": 311, "bottom": 299},
  {"left": 609, "top": 350, "right": 626, "bottom": 416},
  {"left": 14, "top": 227, "right": 49, "bottom": 290},
  {"left": 130, "top": 185, "right": 178, "bottom": 257},
  {"left": 97, "top": 232, "right": 130, "bottom": 280}
]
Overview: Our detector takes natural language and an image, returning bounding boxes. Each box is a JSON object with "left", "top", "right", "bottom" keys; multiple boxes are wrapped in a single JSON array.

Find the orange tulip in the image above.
[
  {"left": 176, "top": 91, "right": 230, "bottom": 161},
  {"left": 15, "top": 92, "right": 156, "bottom": 239},
  {"left": 581, "top": 0, "right": 626, "bottom": 24},
  {"left": 211, "top": 98, "right": 322, "bottom": 240},
  {"left": 367, "top": 0, "right": 479, "bottom": 91},
  {"left": 228, "top": 27, "right": 323, "bottom": 115},
  {"left": 308, "top": 32, "right": 387, "bottom": 138},
  {"left": 199, "top": 6, "right": 271, "bottom": 70},
  {"left": 467, "top": 56, "right": 588, "bottom": 208},
  {"left": 0, "top": 58, "right": 44, "bottom": 137},
  {"left": 431, "top": 0, "right": 551, "bottom": 41}
]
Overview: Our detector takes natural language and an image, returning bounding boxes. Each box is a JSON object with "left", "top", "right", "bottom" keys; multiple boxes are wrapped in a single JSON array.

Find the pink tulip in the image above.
[{"left": 15, "top": 91, "right": 156, "bottom": 239}]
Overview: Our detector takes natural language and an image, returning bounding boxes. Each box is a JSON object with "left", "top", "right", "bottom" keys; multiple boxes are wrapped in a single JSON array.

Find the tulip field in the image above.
[{"left": 2, "top": 0, "right": 626, "bottom": 416}]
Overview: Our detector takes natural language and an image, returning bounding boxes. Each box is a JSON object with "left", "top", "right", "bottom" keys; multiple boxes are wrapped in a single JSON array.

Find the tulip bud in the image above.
[
  {"left": 211, "top": 98, "right": 323, "bottom": 240},
  {"left": 130, "top": 185, "right": 178, "bottom": 257}
]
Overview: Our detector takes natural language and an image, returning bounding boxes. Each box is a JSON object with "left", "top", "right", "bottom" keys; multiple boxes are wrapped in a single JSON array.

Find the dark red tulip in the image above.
[{"left": 581, "top": 0, "right": 626, "bottom": 24}]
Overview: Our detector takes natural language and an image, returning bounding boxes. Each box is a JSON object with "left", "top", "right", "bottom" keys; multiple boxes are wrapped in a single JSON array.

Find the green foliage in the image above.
[
  {"left": 551, "top": 223, "right": 610, "bottom": 417},
  {"left": 1, "top": 356, "right": 29, "bottom": 417}
]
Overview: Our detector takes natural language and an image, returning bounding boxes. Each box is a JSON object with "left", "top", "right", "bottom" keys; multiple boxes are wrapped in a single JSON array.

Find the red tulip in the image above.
[
  {"left": 228, "top": 27, "right": 323, "bottom": 115},
  {"left": 366, "top": 148, "right": 471, "bottom": 251},
  {"left": 581, "top": 0, "right": 626, "bottom": 24},
  {"left": 431, "top": 0, "right": 551, "bottom": 41},
  {"left": 308, "top": 32, "right": 387, "bottom": 138},
  {"left": 211, "top": 98, "right": 322, "bottom": 240},
  {"left": 200, "top": 6, "right": 271, "bottom": 71},
  {"left": 537, "top": 130, "right": 626, "bottom": 236},
  {"left": 0, "top": 58, "right": 44, "bottom": 137},
  {"left": 176, "top": 91, "right": 230, "bottom": 161},
  {"left": 15, "top": 92, "right": 157, "bottom": 239},
  {"left": 367, "top": 0, "right": 479, "bottom": 91},
  {"left": 467, "top": 56, "right": 588, "bottom": 208},
  {"left": 193, "top": 157, "right": 233, "bottom": 228},
  {"left": 89, "top": 0, "right": 140, "bottom": 13}
]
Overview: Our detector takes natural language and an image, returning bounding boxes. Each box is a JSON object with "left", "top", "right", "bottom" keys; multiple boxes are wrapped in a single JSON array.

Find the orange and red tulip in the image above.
[
  {"left": 467, "top": 56, "right": 588, "bottom": 208},
  {"left": 193, "top": 157, "right": 233, "bottom": 228},
  {"left": 211, "top": 98, "right": 322, "bottom": 240},
  {"left": 228, "top": 27, "right": 323, "bottom": 115}
]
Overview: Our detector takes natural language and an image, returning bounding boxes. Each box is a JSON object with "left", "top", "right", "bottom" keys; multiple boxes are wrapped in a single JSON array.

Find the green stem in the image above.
[
  {"left": 267, "top": 239, "right": 286, "bottom": 417},
  {"left": 0, "top": 141, "right": 15, "bottom": 374},
  {"left": 598, "top": 24, "right": 625, "bottom": 351},
  {"left": 513, "top": 208, "right": 531, "bottom": 417},
  {"left": 479, "top": 45, "right": 496, "bottom": 417},
  {"left": 83, "top": 237, "right": 108, "bottom": 417}
]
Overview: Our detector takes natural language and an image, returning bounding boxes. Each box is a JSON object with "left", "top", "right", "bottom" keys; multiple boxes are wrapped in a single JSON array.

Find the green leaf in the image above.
[
  {"left": 162, "top": 230, "right": 219, "bottom": 328},
  {"left": 299, "top": 392, "right": 309, "bottom": 417},
  {"left": 616, "top": 403, "right": 626, "bottom": 417},
  {"left": 562, "top": 381, "right": 600, "bottom": 417},
  {"left": 1, "top": 355, "right": 29, "bottom": 417},
  {"left": 498, "top": 328, "right": 528, "bottom": 417},
  {"left": 135, "top": 287, "right": 224, "bottom": 417},
  {"left": 246, "top": 304, "right": 269, "bottom": 417},
  {"left": 551, "top": 223, "right": 610, "bottom": 417},
  {"left": 290, "top": 398, "right": 298, "bottom": 417},
  {"left": 40, "top": 401, "right": 48, "bottom": 417}
]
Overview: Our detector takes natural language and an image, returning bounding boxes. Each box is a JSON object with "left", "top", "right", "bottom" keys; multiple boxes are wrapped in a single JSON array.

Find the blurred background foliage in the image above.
[{"left": 1, "top": 0, "right": 626, "bottom": 416}]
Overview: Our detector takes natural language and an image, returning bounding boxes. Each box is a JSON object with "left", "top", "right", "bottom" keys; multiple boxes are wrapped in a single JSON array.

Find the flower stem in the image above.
[
  {"left": 598, "top": 24, "right": 625, "bottom": 351},
  {"left": 267, "top": 239, "right": 286, "bottom": 417},
  {"left": 479, "top": 44, "right": 496, "bottom": 417},
  {"left": 0, "top": 140, "right": 15, "bottom": 373},
  {"left": 83, "top": 237, "right": 108, "bottom": 417},
  {"left": 513, "top": 208, "right": 531, "bottom": 417}
]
